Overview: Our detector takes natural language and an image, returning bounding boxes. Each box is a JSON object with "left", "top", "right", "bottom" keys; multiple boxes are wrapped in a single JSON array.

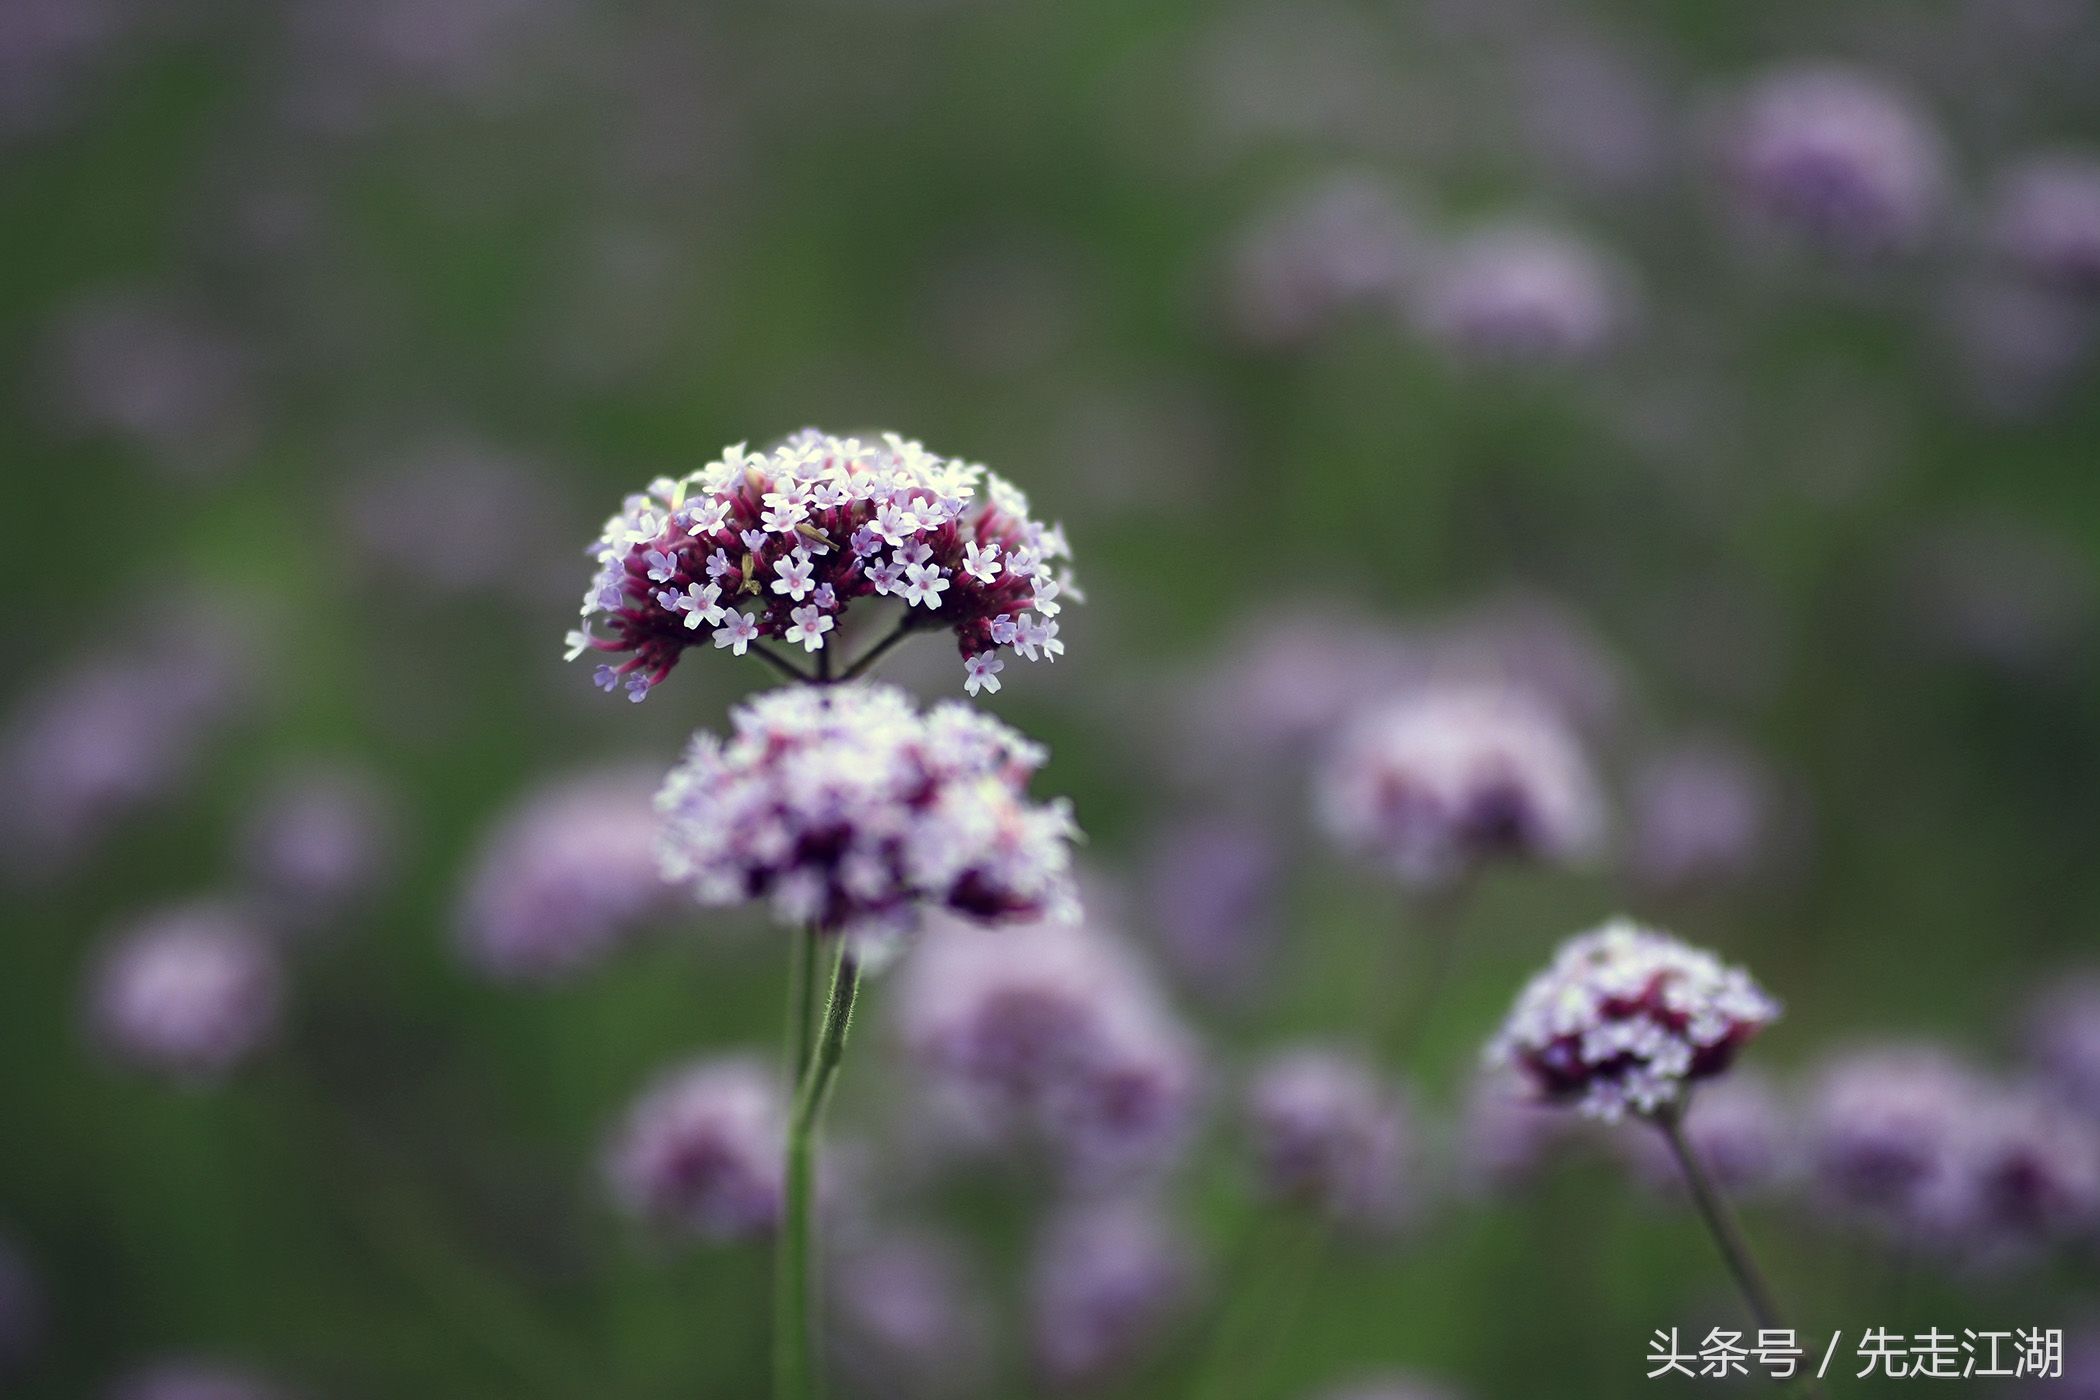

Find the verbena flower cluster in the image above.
[
  {"left": 656, "top": 685, "right": 1078, "bottom": 943},
  {"left": 1318, "top": 684, "right": 1604, "bottom": 889},
  {"left": 1488, "top": 919, "right": 1780, "bottom": 1121},
  {"left": 87, "top": 904, "right": 285, "bottom": 1082},
  {"left": 897, "top": 912, "right": 1199, "bottom": 1183},
  {"left": 603, "top": 1055, "right": 788, "bottom": 1243},
  {"left": 1028, "top": 1198, "right": 1195, "bottom": 1390},
  {"left": 827, "top": 1230, "right": 992, "bottom": 1400},
  {"left": 456, "top": 767, "right": 670, "bottom": 982},
  {"left": 1244, "top": 1047, "right": 1413, "bottom": 1226},
  {"left": 573, "top": 429, "right": 1078, "bottom": 700}
]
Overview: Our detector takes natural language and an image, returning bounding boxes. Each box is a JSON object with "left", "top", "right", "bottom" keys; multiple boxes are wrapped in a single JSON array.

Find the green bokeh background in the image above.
[{"left": 3, "top": 0, "right": 2098, "bottom": 1395}]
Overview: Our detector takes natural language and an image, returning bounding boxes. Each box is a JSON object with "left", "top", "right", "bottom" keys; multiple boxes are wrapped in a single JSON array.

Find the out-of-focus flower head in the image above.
[
  {"left": 1244, "top": 1047, "right": 1414, "bottom": 1226},
  {"left": 1939, "top": 1084, "right": 2100, "bottom": 1266},
  {"left": 1029, "top": 1197, "right": 1197, "bottom": 1391},
  {"left": 105, "top": 1360, "right": 291, "bottom": 1400},
  {"left": 1626, "top": 738, "right": 1779, "bottom": 893},
  {"left": 44, "top": 290, "right": 254, "bottom": 474},
  {"left": 1489, "top": 918, "right": 1779, "bottom": 1122},
  {"left": 456, "top": 767, "right": 669, "bottom": 982},
  {"left": 1618, "top": 1069, "right": 1796, "bottom": 1199},
  {"left": 1718, "top": 64, "right": 1946, "bottom": 257},
  {"left": 1990, "top": 153, "right": 2100, "bottom": 294},
  {"left": 1424, "top": 595, "right": 1624, "bottom": 740},
  {"left": 1415, "top": 223, "right": 1627, "bottom": 364},
  {"left": 1456, "top": 1063, "right": 1589, "bottom": 1191},
  {"left": 0, "top": 1235, "right": 39, "bottom": 1376},
  {"left": 1805, "top": 1043, "right": 1983, "bottom": 1247},
  {"left": 1143, "top": 817, "right": 1280, "bottom": 1003},
  {"left": 1225, "top": 173, "right": 1419, "bottom": 348},
  {"left": 237, "top": 764, "right": 396, "bottom": 929},
  {"left": 573, "top": 430, "right": 1077, "bottom": 701},
  {"left": 2025, "top": 972, "right": 2100, "bottom": 1118},
  {"left": 602, "top": 1055, "right": 786, "bottom": 1243},
  {"left": 657, "top": 685, "right": 1079, "bottom": 947},
  {"left": 1318, "top": 684, "right": 1604, "bottom": 890},
  {"left": 828, "top": 1229, "right": 993, "bottom": 1400},
  {"left": 897, "top": 912, "right": 1200, "bottom": 1184},
  {"left": 1, "top": 608, "right": 248, "bottom": 881},
  {"left": 86, "top": 903, "right": 284, "bottom": 1083}
]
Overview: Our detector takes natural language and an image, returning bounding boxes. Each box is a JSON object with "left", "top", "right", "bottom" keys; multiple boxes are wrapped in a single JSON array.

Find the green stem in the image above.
[
  {"left": 1658, "top": 1109, "right": 1823, "bottom": 1396},
  {"left": 839, "top": 619, "right": 916, "bottom": 682},
  {"left": 752, "top": 641, "right": 815, "bottom": 684},
  {"left": 775, "top": 943, "right": 861, "bottom": 1400},
  {"left": 787, "top": 923, "right": 820, "bottom": 1082}
]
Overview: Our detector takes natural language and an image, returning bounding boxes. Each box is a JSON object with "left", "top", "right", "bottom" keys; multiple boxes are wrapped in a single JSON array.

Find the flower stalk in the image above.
[{"left": 775, "top": 942, "right": 862, "bottom": 1400}]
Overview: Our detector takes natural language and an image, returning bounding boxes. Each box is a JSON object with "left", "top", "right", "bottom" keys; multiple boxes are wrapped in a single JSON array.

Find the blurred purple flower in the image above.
[
  {"left": 1619, "top": 1070, "right": 1796, "bottom": 1200},
  {"left": 1225, "top": 174, "right": 1419, "bottom": 348},
  {"left": 86, "top": 904, "right": 285, "bottom": 1084},
  {"left": 237, "top": 765, "right": 396, "bottom": 930},
  {"left": 105, "top": 1361, "right": 291, "bottom": 1400},
  {"left": 1415, "top": 223, "right": 1627, "bottom": 364},
  {"left": 0, "top": 610, "right": 248, "bottom": 880},
  {"left": 603, "top": 1055, "right": 786, "bottom": 1244},
  {"left": 1625, "top": 738, "right": 1778, "bottom": 893},
  {"left": 1143, "top": 818, "right": 1279, "bottom": 1004},
  {"left": 0, "top": 0, "right": 129, "bottom": 140},
  {"left": 44, "top": 291, "right": 255, "bottom": 473},
  {"left": 1936, "top": 277, "right": 2095, "bottom": 421},
  {"left": 1942, "top": 1085, "right": 2100, "bottom": 1266},
  {"left": 1426, "top": 594, "right": 1625, "bottom": 739},
  {"left": 828, "top": 1229, "right": 993, "bottom": 1400},
  {"left": 1990, "top": 153, "right": 2100, "bottom": 294},
  {"left": 1245, "top": 1047, "right": 1414, "bottom": 1227},
  {"left": 1805, "top": 1044, "right": 1983, "bottom": 1248},
  {"left": 897, "top": 912, "right": 1202, "bottom": 1185},
  {"left": 1718, "top": 65, "right": 1946, "bottom": 257},
  {"left": 1317, "top": 684, "right": 1605, "bottom": 891},
  {"left": 2025, "top": 972, "right": 2100, "bottom": 1119},
  {"left": 1456, "top": 1064, "right": 1587, "bottom": 1191},
  {"left": 455, "top": 767, "right": 669, "bottom": 982},
  {"left": 1029, "top": 1197, "right": 1197, "bottom": 1390}
]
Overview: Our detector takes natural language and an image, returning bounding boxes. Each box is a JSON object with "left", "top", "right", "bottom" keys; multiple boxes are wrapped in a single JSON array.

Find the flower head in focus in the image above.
[
  {"left": 573, "top": 430, "right": 1077, "bottom": 700},
  {"left": 1488, "top": 918, "right": 1780, "bottom": 1122},
  {"left": 86, "top": 904, "right": 284, "bottom": 1083},
  {"left": 603, "top": 1055, "right": 787, "bottom": 1243},
  {"left": 656, "top": 684, "right": 1079, "bottom": 946},
  {"left": 1318, "top": 685, "right": 1603, "bottom": 890},
  {"left": 1719, "top": 65, "right": 1946, "bottom": 256}
]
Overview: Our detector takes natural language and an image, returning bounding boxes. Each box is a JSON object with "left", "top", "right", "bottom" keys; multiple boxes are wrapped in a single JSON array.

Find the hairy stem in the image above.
[{"left": 775, "top": 943, "right": 861, "bottom": 1400}]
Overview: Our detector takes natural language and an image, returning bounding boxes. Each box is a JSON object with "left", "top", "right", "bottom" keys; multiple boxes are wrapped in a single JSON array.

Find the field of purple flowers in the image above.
[{"left": 5, "top": 1, "right": 2100, "bottom": 1396}]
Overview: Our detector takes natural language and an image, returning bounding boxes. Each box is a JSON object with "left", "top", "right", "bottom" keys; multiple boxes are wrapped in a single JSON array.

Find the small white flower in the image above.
[
  {"left": 644, "top": 549, "right": 679, "bottom": 583},
  {"left": 962, "top": 541, "right": 1003, "bottom": 584},
  {"left": 964, "top": 651, "right": 1005, "bottom": 696},
  {"left": 563, "top": 628, "right": 595, "bottom": 662},
  {"left": 786, "top": 606, "right": 834, "bottom": 652},
  {"left": 686, "top": 499, "right": 731, "bottom": 536},
  {"left": 713, "top": 611, "right": 760, "bottom": 655},
  {"left": 670, "top": 582, "right": 726, "bottom": 629},
  {"left": 867, "top": 560, "right": 905, "bottom": 595},
  {"left": 901, "top": 563, "right": 951, "bottom": 611},
  {"left": 771, "top": 550, "right": 816, "bottom": 602}
]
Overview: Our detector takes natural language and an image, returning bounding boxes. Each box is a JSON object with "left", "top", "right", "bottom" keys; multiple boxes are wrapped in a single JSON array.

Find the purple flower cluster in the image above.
[
  {"left": 656, "top": 685, "right": 1079, "bottom": 944},
  {"left": 1417, "top": 223, "right": 1626, "bottom": 364},
  {"left": 603, "top": 1055, "right": 787, "bottom": 1243},
  {"left": 1029, "top": 1198, "right": 1196, "bottom": 1390},
  {"left": 1318, "top": 684, "right": 1604, "bottom": 889},
  {"left": 1244, "top": 1047, "right": 1414, "bottom": 1226},
  {"left": 456, "top": 767, "right": 670, "bottom": 981},
  {"left": 1991, "top": 153, "right": 2100, "bottom": 293},
  {"left": 1226, "top": 174, "right": 1419, "bottom": 347},
  {"left": 1625, "top": 739, "right": 1778, "bottom": 893},
  {"left": 574, "top": 429, "right": 1077, "bottom": 700},
  {"left": 1806, "top": 1044, "right": 2100, "bottom": 1263},
  {"left": 1489, "top": 919, "right": 1780, "bottom": 1122},
  {"left": 237, "top": 765, "right": 396, "bottom": 929},
  {"left": 897, "top": 913, "right": 1200, "bottom": 1183},
  {"left": 827, "top": 1230, "right": 992, "bottom": 1400},
  {"left": 86, "top": 904, "right": 285, "bottom": 1083},
  {"left": 1720, "top": 65, "right": 1946, "bottom": 256}
]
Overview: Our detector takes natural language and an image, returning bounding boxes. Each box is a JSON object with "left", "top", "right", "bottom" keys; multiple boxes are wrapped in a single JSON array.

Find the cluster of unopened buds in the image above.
[{"left": 570, "top": 429, "right": 1078, "bottom": 700}]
